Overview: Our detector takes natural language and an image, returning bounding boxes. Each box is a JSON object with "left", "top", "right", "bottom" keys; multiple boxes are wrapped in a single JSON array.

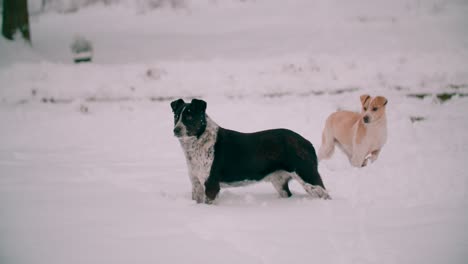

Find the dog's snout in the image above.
[
  {"left": 173, "top": 126, "right": 182, "bottom": 136},
  {"left": 363, "top": 116, "right": 370, "bottom": 124}
]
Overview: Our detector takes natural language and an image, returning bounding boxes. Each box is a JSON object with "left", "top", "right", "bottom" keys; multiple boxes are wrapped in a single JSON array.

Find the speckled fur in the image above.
[
  {"left": 178, "top": 115, "right": 219, "bottom": 203},
  {"left": 173, "top": 99, "right": 330, "bottom": 204}
]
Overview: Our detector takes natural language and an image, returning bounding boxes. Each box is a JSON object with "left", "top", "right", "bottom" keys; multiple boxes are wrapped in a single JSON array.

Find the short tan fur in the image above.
[{"left": 318, "top": 95, "right": 388, "bottom": 167}]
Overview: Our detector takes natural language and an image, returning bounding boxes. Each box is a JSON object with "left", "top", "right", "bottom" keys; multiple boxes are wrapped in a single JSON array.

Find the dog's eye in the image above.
[
  {"left": 363, "top": 107, "right": 367, "bottom": 111},
  {"left": 372, "top": 107, "right": 378, "bottom": 111}
]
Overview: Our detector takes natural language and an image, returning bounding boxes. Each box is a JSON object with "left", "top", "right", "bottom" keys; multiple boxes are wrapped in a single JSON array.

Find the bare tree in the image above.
[{"left": 2, "top": 0, "right": 31, "bottom": 43}]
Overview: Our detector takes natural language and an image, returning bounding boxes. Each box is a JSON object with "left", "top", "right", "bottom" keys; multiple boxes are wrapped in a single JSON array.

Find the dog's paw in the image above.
[
  {"left": 192, "top": 191, "right": 205, "bottom": 204},
  {"left": 204, "top": 197, "right": 215, "bottom": 205},
  {"left": 361, "top": 159, "right": 368, "bottom": 167},
  {"left": 351, "top": 156, "right": 365, "bottom": 168},
  {"left": 315, "top": 186, "right": 332, "bottom": 200},
  {"left": 278, "top": 190, "right": 292, "bottom": 198},
  {"left": 305, "top": 184, "right": 331, "bottom": 200}
]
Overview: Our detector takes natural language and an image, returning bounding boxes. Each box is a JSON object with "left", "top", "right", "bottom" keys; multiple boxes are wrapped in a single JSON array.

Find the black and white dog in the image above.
[{"left": 171, "top": 98, "right": 330, "bottom": 204}]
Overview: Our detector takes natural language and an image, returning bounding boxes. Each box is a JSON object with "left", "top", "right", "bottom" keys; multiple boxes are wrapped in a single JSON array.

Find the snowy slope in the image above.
[
  {"left": 1, "top": 96, "right": 467, "bottom": 264},
  {"left": 1, "top": 0, "right": 468, "bottom": 263},
  {"left": 1, "top": 0, "right": 468, "bottom": 102}
]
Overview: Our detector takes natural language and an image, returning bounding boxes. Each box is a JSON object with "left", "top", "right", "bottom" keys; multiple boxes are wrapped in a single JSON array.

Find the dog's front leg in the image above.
[
  {"left": 351, "top": 152, "right": 367, "bottom": 168},
  {"left": 204, "top": 181, "right": 220, "bottom": 204},
  {"left": 369, "top": 149, "right": 381, "bottom": 163},
  {"left": 189, "top": 174, "right": 205, "bottom": 203}
]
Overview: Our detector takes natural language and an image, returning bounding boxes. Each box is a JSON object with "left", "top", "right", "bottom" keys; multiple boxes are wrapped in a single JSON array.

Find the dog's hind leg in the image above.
[
  {"left": 294, "top": 164, "right": 331, "bottom": 200},
  {"left": 318, "top": 126, "right": 335, "bottom": 161},
  {"left": 267, "top": 171, "right": 293, "bottom": 198}
]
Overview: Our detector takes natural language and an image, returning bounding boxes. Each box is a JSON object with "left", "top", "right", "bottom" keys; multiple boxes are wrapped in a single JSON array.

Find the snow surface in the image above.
[{"left": 1, "top": 0, "right": 468, "bottom": 263}]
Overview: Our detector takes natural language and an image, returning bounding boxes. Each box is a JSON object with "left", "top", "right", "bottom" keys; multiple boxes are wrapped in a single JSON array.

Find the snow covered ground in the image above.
[{"left": 1, "top": 0, "right": 468, "bottom": 263}]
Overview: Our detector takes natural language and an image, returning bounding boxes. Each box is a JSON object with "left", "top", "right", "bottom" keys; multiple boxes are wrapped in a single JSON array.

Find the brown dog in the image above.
[{"left": 318, "top": 95, "right": 388, "bottom": 167}]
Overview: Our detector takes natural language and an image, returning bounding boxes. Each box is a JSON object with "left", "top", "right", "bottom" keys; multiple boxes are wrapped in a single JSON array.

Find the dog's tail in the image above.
[{"left": 317, "top": 120, "right": 335, "bottom": 161}]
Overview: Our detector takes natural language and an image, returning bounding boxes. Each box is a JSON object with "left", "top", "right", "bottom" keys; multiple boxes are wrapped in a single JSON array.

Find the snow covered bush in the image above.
[
  {"left": 70, "top": 35, "right": 93, "bottom": 63},
  {"left": 41, "top": 0, "right": 118, "bottom": 13},
  {"left": 38, "top": 0, "right": 186, "bottom": 13},
  {"left": 137, "top": 0, "right": 185, "bottom": 9}
]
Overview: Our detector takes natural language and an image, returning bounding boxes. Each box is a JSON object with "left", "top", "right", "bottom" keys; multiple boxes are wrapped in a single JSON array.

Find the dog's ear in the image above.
[
  {"left": 170, "top": 99, "right": 185, "bottom": 113},
  {"left": 360, "top": 94, "right": 371, "bottom": 106},
  {"left": 374, "top": 96, "right": 388, "bottom": 107},
  {"left": 191, "top": 99, "right": 207, "bottom": 113}
]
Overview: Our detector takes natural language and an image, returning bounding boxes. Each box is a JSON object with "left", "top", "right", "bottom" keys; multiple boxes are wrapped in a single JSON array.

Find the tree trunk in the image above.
[{"left": 2, "top": 0, "right": 31, "bottom": 43}]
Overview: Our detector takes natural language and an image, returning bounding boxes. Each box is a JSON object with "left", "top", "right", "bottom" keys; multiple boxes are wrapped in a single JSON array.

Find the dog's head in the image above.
[
  {"left": 170, "top": 98, "right": 207, "bottom": 138},
  {"left": 360, "top": 94, "right": 388, "bottom": 124}
]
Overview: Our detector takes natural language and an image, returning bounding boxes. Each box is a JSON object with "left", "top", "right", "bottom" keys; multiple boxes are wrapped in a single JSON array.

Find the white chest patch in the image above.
[{"left": 178, "top": 116, "right": 219, "bottom": 186}]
